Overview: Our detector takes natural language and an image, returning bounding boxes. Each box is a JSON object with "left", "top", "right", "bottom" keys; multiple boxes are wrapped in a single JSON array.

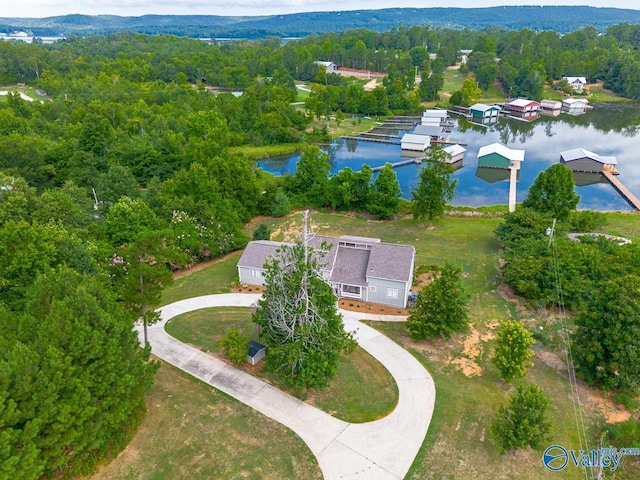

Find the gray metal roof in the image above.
[
  {"left": 329, "top": 247, "right": 370, "bottom": 286},
  {"left": 560, "top": 148, "right": 617, "bottom": 165},
  {"left": 414, "top": 124, "right": 444, "bottom": 137}
]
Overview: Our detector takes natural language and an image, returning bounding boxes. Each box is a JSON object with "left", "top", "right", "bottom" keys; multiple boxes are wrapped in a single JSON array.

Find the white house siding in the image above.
[{"left": 366, "top": 277, "right": 408, "bottom": 308}]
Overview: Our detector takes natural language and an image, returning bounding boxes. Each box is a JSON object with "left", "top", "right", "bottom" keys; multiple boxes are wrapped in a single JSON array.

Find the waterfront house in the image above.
[
  {"left": 507, "top": 98, "right": 540, "bottom": 113},
  {"left": 560, "top": 148, "right": 617, "bottom": 174},
  {"left": 477, "top": 143, "right": 525, "bottom": 169},
  {"left": 469, "top": 103, "right": 500, "bottom": 118},
  {"left": 237, "top": 235, "right": 416, "bottom": 308},
  {"left": 562, "top": 76, "right": 588, "bottom": 90},
  {"left": 401, "top": 133, "right": 431, "bottom": 152}
]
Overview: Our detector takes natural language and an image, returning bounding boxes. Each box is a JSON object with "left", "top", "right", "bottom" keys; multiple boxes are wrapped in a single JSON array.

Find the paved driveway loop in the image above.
[{"left": 137, "top": 294, "right": 435, "bottom": 480}]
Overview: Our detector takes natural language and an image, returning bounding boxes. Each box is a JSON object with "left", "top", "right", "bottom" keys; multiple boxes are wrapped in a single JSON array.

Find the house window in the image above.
[
  {"left": 251, "top": 269, "right": 259, "bottom": 277},
  {"left": 343, "top": 285, "right": 361, "bottom": 295},
  {"left": 386, "top": 288, "right": 398, "bottom": 299},
  {"left": 370, "top": 286, "right": 377, "bottom": 293}
]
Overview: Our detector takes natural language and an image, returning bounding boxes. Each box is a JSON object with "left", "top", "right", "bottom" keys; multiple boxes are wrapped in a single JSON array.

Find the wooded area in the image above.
[{"left": 1, "top": 22, "right": 640, "bottom": 477}]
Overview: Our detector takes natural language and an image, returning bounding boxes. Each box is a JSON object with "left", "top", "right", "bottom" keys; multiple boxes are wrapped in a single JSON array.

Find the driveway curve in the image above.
[{"left": 137, "top": 294, "right": 435, "bottom": 480}]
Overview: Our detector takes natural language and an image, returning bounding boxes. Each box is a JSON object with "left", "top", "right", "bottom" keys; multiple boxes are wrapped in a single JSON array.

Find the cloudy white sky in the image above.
[{"left": 1, "top": 1, "right": 639, "bottom": 19}]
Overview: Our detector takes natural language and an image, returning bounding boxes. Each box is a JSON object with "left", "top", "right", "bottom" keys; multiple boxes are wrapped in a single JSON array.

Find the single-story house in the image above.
[
  {"left": 443, "top": 144, "right": 466, "bottom": 164},
  {"left": 314, "top": 61, "right": 338, "bottom": 73},
  {"left": 237, "top": 235, "right": 416, "bottom": 308},
  {"left": 562, "top": 76, "right": 587, "bottom": 90},
  {"left": 541, "top": 99, "right": 562, "bottom": 111},
  {"left": 247, "top": 340, "right": 266, "bottom": 365},
  {"left": 401, "top": 133, "right": 431, "bottom": 152},
  {"left": 470, "top": 103, "right": 501, "bottom": 118},
  {"left": 477, "top": 143, "right": 525, "bottom": 169},
  {"left": 460, "top": 49, "right": 473, "bottom": 63},
  {"left": 560, "top": 148, "right": 617, "bottom": 174},
  {"left": 562, "top": 98, "right": 589, "bottom": 111},
  {"left": 507, "top": 98, "right": 540, "bottom": 113}
]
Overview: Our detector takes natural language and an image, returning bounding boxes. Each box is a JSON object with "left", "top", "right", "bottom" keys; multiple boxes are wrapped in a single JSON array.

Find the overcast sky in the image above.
[{"left": 1, "top": 1, "right": 639, "bottom": 19}]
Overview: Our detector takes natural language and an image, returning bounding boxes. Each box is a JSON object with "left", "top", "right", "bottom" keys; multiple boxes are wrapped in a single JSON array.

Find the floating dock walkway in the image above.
[
  {"left": 341, "top": 135, "right": 399, "bottom": 145},
  {"left": 602, "top": 168, "right": 640, "bottom": 211},
  {"left": 370, "top": 158, "right": 421, "bottom": 172}
]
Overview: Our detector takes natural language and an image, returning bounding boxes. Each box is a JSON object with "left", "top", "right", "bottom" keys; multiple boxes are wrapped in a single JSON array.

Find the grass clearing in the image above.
[
  {"left": 90, "top": 361, "right": 321, "bottom": 480},
  {"left": 587, "top": 82, "right": 629, "bottom": 103},
  {"left": 229, "top": 143, "right": 304, "bottom": 159},
  {"left": 165, "top": 306, "right": 398, "bottom": 423},
  {"left": 161, "top": 251, "right": 241, "bottom": 305},
  {"left": 156, "top": 211, "right": 638, "bottom": 479}
]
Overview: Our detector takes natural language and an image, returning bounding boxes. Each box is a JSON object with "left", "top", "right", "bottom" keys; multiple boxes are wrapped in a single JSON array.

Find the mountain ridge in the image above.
[{"left": 1, "top": 6, "right": 639, "bottom": 38}]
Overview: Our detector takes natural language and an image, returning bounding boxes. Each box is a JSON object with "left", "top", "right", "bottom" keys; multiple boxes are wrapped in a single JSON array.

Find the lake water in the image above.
[{"left": 257, "top": 103, "right": 640, "bottom": 211}]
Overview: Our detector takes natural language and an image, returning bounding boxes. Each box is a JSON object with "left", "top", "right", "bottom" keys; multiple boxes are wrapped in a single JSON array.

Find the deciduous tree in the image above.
[
  {"left": 492, "top": 320, "right": 535, "bottom": 382},
  {"left": 411, "top": 148, "right": 457, "bottom": 224},
  {"left": 522, "top": 163, "right": 580, "bottom": 220},
  {"left": 406, "top": 263, "right": 469, "bottom": 339},
  {"left": 489, "top": 383, "right": 551, "bottom": 454},
  {"left": 367, "top": 163, "right": 402, "bottom": 219},
  {"left": 573, "top": 275, "right": 640, "bottom": 392}
]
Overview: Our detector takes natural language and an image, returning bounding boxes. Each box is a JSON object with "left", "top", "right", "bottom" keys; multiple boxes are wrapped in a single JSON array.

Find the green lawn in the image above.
[
  {"left": 161, "top": 251, "right": 241, "bottom": 306},
  {"left": 165, "top": 306, "right": 398, "bottom": 423},
  {"left": 154, "top": 211, "right": 639, "bottom": 480},
  {"left": 90, "top": 361, "right": 321, "bottom": 480}
]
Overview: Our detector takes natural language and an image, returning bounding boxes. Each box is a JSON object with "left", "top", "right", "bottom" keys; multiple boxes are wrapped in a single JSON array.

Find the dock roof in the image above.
[
  {"left": 443, "top": 144, "right": 466, "bottom": 157},
  {"left": 470, "top": 103, "right": 500, "bottom": 112},
  {"left": 478, "top": 143, "right": 525, "bottom": 162},
  {"left": 560, "top": 148, "right": 617, "bottom": 165},
  {"left": 509, "top": 98, "right": 539, "bottom": 108}
]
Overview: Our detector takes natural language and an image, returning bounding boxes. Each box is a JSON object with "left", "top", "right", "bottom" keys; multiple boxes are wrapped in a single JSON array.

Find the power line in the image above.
[{"left": 547, "top": 220, "right": 592, "bottom": 480}]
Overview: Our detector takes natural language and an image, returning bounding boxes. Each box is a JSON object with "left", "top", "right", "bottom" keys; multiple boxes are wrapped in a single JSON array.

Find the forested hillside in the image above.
[
  {"left": 1, "top": 23, "right": 640, "bottom": 477},
  {"left": 2, "top": 6, "right": 640, "bottom": 38}
]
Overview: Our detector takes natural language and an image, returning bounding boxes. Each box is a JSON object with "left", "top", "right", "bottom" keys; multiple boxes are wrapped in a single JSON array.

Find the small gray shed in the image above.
[{"left": 247, "top": 340, "right": 266, "bottom": 365}]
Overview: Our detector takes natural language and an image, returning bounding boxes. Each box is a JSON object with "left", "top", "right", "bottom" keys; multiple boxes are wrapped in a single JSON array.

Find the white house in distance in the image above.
[
  {"left": 562, "top": 76, "right": 588, "bottom": 90},
  {"left": 401, "top": 133, "right": 431, "bottom": 153},
  {"left": 314, "top": 61, "right": 338, "bottom": 73},
  {"left": 237, "top": 235, "right": 416, "bottom": 308}
]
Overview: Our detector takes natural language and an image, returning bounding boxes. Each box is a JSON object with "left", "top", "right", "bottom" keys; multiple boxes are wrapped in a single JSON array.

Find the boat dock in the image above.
[
  {"left": 370, "top": 158, "right": 421, "bottom": 172},
  {"left": 341, "top": 135, "right": 398, "bottom": 144},
  {"left": 602, "top": 168, "right": 640, "bottom": 211}
]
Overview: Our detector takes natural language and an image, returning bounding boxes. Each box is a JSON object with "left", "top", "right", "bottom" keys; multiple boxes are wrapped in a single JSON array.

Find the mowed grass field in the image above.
[
  {"left": 165, "top": 307, "right": 398, "bottom": 423},
  {"left": 94, "top": 211, "right": 640, "bottom": 480}
]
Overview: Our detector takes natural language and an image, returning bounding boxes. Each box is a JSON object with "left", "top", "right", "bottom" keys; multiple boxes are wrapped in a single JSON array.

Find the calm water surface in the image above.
[{"left": 257, "top": 103, "right": 640, "bottom": 211}]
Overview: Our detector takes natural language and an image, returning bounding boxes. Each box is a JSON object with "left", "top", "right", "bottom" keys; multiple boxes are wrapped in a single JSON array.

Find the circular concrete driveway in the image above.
[{"left": 137, "top": 294, "right": 435, "bottom": 480}]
